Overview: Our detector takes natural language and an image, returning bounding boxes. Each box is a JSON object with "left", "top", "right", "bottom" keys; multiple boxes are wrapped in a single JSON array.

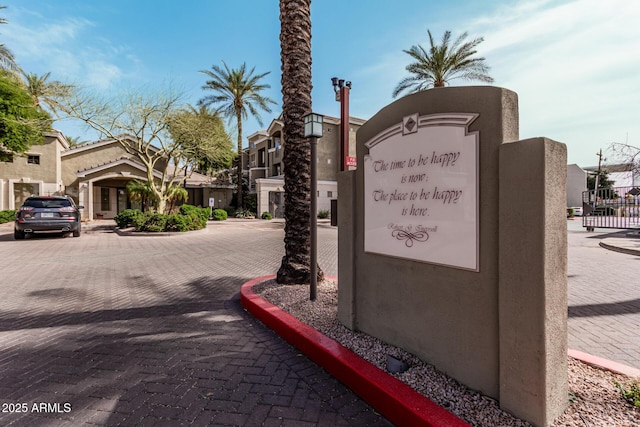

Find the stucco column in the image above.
[{"left": 499, "top": 137, "right": 568, "bottom": 426}]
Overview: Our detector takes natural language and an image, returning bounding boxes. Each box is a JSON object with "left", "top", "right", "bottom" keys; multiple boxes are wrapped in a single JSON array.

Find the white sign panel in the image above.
[
  {"left": 209, "top": 197, "right": 215, "bottom": 207},
  {"left": 364, "top": 113, "right": 479, "bottom": 271}
]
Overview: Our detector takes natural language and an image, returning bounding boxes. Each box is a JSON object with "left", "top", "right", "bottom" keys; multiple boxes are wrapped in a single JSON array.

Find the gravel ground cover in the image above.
[{"left": 255, "top": 279, "right": 640, "bottom": 427}]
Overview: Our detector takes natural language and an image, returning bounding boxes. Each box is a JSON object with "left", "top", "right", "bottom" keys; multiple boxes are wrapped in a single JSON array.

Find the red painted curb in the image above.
[
  {"left": 240, "top": 275, "right": 471, "bottom": 427},
  {"left": 568, "top": 349, "right": 640, "bottom": 379}
]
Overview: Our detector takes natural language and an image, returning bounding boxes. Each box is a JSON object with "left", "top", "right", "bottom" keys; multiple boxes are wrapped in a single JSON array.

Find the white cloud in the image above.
[
  {"left": 348, "top": 0, "right": 639, "bottom": 165},
  {"left": 4, "top": 7, "right": 136, "bottom": 90},
  {"left": 466, "top": 0, "right": 640, "bottom": 164}
]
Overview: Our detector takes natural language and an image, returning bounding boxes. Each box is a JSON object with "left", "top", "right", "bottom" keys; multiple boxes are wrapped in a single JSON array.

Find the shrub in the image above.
[
  {"left": 235, "top": 209, "right": 255, "bottom": 218},
  {"left": 261, "top": 211, "right": 273, "bottom": 220},
  {"left": 0, "top": 209, "right": 15, "bottom": 224},
  {"left": 566, "top": 207, "right": 574, "bottom": 218},
  {"left": 114, "top": 209, "right": 142, "bottom": 228},
  {"left": 211, "top": 208, "right": 227, "bottom": 221},
  {"left": 244, "top": 194, "right": 257, "bottom": 215},
  {"left": 165, "top": 214, "right": 190, "bottom": 232},
  {"left": 132, "top": 211, "right": 149, "bottom": 230},
  {"left": 224, "top": 206, "right": 236, "bottom": 217},
  {"left": 614, "top": 380, "right": 640, "bottom": 408},
  {"left": 180, "top": 204, "right": 209, "bottom": 225},
  {"left": 317, "top": 209, "right": 330, "bottom": 219},
  {"left": 140, "top": 212, "right": 167, "bottom": 232}
]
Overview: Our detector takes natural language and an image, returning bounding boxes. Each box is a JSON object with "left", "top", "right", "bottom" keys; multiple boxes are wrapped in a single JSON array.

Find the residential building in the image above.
[
  {"left": 0, "top": 131, "right": 233, "bottom": 220},
  {"left": 567, "top": 164, "right": 587, "bottom": 208},
  {"left": 245, "top": 114, "right": 366, "bottom": 217}
]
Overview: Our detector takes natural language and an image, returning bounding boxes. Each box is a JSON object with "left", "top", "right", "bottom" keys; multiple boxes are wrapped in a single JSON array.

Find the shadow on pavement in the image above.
[
  {"left": 569, "top": 298, "right": 640, "bottom": 318},
  {"left": 0, "top": 274, "right": 389, "bottom": 426}
]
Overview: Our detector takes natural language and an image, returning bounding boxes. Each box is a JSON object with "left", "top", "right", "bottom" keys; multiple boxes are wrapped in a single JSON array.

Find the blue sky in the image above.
[{"left": 3, "top": 0, "right": 639, "bottom": 167}]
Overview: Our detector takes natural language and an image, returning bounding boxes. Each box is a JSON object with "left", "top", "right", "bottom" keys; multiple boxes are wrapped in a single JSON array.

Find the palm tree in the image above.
[
  {"left": 393, "top": 30, "right": 494, "bottom": 98},
  {"left": 21, "top": 71, "right": 73, "bottom": 117},
  {"left": 199, "top": 62, "right": 275, "bottom": 209},
  {"left": 126, "top": 179, "right": 156, "bottom": 212},
  {"left": 276, "top": 0, "right": 323, "bottom": 284},
  {"left": 166, "top": 184, "right": 188, "bottom": 214},
  {"left": 0, "top": 6, "right": 20, "bottom": 75}
]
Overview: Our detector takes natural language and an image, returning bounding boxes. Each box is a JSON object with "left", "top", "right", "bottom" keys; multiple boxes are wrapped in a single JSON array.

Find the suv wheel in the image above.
[
  {"left": 73, "top": 228, "right": 81, "bottom": 237},
  {"left": 14, "top": 229, "right": 25, "bottom": 240}
]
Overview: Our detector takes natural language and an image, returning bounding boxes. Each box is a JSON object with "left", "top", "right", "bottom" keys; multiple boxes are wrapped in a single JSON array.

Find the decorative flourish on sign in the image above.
[{"left": 390, "top": 228, "right": 429, "bottom": 247}]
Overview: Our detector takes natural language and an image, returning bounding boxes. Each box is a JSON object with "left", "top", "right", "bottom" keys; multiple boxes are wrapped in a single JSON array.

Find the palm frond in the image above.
[{"left": 393, "top": 29, "right": 494, "bottom": 97}]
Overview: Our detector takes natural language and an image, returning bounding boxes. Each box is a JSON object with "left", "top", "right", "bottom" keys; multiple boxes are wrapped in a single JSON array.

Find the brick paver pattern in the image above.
[
  {"left": 0, "top": 219, "right": 638, "bottom": 425},
  {"left": 0, "top": 221, "right": 389, "bottom": 426},
  {"left": 567, "top": 220, "right": 640, "bottom": 368}
]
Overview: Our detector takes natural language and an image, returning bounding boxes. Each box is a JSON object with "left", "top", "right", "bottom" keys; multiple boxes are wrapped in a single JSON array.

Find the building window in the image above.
[
  {"left": 327, "top": 191, "right": 333, "bottom": 198},
  {"left": 27, "top": 155, "right": 40, "bottom": 164},
  {"left": 101, "top": 188, "right": 110, "bottom": 211}
]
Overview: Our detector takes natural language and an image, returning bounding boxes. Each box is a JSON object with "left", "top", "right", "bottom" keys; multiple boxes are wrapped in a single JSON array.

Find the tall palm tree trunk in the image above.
[
  {"left": 277, "top": 0, "right": 324, "bottom": 284},
  {"left": 236, "top": 109, "right": 244, "bottom": 209}
]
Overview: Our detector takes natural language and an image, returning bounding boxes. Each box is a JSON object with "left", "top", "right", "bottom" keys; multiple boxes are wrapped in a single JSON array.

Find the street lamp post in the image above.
[
  {"left": 331, "top": 77, "right": 352, "bottom": 171},
  {"left": 304, "top": 113, "right": 324, "bottom": 301}
]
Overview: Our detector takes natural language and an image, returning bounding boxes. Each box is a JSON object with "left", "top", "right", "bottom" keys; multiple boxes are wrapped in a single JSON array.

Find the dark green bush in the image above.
[
  {"left": 165, "top": 214, "right": 190, "bottom": 232},
  {"left": 123, "top": 206, "right": 209, "bottom": 233},
  {"left": 317, "top": 209, "right": 330, "bottom": 219},
  {"left": 114, "top": 209, "right": 142, "bottom": 228},
  {"left": 261, "top": 211, "right": 272, "bottom": 220},
  {"left": 180, "top": 204, "right": 209, "bottom": 223},
  {"left": 224, "top": 206, "right": 236, "bottom": 217},
  {"left": 0, "top": 209, "right": 15, "bottom": 224},
  {"left": 245, "top": 194, "right": 257, "bottom": 215},
  {"left": 139, "top": 213, "right": 167, "bottom": 232},
  {"left": 211, "top": 208, "right": 227, "bottom": 221},
  {"left": 133, "top": 211, "right": 148, "bottom": 230}
]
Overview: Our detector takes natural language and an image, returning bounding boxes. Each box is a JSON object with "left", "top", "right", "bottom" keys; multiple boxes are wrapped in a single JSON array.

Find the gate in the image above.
[{"left": 582, "top": 186, "right": 640, "bottom": 230}]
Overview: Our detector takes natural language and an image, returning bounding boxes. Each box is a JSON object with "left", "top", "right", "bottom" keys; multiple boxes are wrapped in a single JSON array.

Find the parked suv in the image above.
[{"left": 14, "top": 195, "right": 83, "bottom": 239}]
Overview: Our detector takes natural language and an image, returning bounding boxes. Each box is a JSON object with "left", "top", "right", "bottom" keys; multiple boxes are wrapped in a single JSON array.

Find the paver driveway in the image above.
[
  {"left": 0, "top": 218, "right": 638, "bottom": 426},
  {"left": 567, "top": 219, "right": 640, "bottom": 369},
  {"left": 0, "top": 221, "right": 390, "bottom": 426}
]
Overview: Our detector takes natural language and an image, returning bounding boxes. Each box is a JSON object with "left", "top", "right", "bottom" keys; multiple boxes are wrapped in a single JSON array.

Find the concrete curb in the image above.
[
  {"left": 240, "top": 275, "right": 471, "bottom": 427},
  {"left": 568, "top": 349, "right": 640, "bottom": 379},
  {"left": 599, "top": 240, "right": 640, "bottom": 257}
]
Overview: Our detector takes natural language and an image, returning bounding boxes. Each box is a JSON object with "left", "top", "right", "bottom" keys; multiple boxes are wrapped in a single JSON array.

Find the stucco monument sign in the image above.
[
  {"left": 338, "top": 87, "right": 568, "bottom": 426},
  {"left": 364, "top": 113, "right": 478, "bottom": 270}
]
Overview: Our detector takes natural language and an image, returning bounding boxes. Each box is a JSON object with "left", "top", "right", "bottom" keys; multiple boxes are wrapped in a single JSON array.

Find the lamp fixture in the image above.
[{"left": 303, "top": 113, "right": 324, "bottom": 138}]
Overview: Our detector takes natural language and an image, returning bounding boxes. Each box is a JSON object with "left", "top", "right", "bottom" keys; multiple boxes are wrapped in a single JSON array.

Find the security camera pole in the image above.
[{"left": 331, "top": 77, "right": 352, "bottom": 171}]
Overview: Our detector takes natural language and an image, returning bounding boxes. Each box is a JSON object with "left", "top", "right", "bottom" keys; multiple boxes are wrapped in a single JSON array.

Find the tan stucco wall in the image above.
[
  {"left": 61, "top": 142, "right": 137, "bottom": 187},
  {"left": 499, "top": 137, "right": 568, "bottom": 425},
  {"left": 0, "top": 135, "right": 66, "bottom": 208},
  {"left": 0, "top": 135, "right": 61, "bottom": 186}
]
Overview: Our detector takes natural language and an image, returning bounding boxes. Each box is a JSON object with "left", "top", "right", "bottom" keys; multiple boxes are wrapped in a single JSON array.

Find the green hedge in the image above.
[
  {"left": 0, "top": 209, "right": 15, "bottom": 224},
  {"left": 114, "top": 205, "right": 209, "bottom": 232},
  {"left": 211, "top": 208, "right": 227, "bottom": 221},
  {"left": 114, "top": 209, "right": 143, "bottom": 228},
  {"left": 179, "top": 204, "right": 209, "bottom": 223},
  {"left": 261, "top": 211, "right": 272, "bottom": 220}
]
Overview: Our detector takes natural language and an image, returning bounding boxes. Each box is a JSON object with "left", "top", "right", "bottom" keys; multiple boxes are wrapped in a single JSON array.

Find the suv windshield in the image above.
[{"left": 24, "top": 198, "right": 73, "bottom": 208}]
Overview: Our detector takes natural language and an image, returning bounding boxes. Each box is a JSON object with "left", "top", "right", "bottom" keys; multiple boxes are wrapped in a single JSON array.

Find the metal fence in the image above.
[{"left": 582, "top": 186, "right": 640, "bottom": 230}]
